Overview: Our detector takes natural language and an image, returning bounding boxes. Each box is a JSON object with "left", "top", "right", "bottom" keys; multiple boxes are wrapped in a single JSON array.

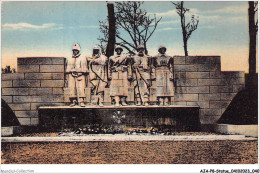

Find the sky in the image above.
[{"left": 1, "top": 1, "right": 258, "bottom": 72}]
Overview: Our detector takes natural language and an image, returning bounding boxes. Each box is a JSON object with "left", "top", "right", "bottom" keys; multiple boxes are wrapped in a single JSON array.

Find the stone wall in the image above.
[
  {"left": 1, "top": 56, "right": 245, "bottom": 130},
  {"left": 1, "top": 57, "right": 66, "bottom": 126},
  {"left": 173, "top": 56, "right": 245, "bottom": 129}
]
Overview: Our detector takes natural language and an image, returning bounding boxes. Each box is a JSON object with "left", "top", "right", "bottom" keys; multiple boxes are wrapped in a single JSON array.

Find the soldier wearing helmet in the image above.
[
  {"left": 109, "top": 45, "right": 131, "bottom": 106},
  {"left": 152, "top": 46, "right": 174, "bottom": 105},
  {"left": 87, "top": 46, "right": 108, "bottom": 106},
  {"left": 129, "top": 45, "right": 151, "bottom": 106},
  {"left": 65, "top": 43, "right": 88, "bottom": 107}
]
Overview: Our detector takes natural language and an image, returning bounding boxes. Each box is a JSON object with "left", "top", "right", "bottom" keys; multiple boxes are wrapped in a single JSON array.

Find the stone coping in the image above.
[
  {"left": 1, "top": 134, "right": 257, "bottom": 142},
  {"left": 39, "top": 105, "right": 200, "bottom": 110},
  {"left": 214, "top": 124, "right": 258, "bottom": 137},
  {"left": 17, "top": 56, "right": 66, "bottom": 59}
]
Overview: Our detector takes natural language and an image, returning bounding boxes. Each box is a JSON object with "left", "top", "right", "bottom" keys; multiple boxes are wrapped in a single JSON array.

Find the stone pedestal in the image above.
[{"left": 38, "top": 105, "right": 200, "bottom": 132}]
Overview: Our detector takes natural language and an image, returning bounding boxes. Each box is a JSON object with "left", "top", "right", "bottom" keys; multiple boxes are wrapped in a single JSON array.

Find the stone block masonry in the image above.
[
  {"left": 1, "top": 57, "right": 66, "bottom": 126},
  {"left": 174, "top": 56, "right": 245, "bottom": 129},
  {"left": 1, "top": 56, "right": 245, "bottom": 130}
]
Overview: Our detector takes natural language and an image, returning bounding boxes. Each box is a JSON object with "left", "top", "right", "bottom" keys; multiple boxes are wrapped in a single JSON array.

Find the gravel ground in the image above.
[{"left": 1, "top": 140, "right": 257, "bottom": 164}]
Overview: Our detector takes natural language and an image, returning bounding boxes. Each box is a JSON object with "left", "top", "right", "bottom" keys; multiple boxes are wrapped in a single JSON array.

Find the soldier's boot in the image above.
[
  {"left": 70, "top": 99, "right": 77, "bottom": 107},
  {"left": 121, "top": 97, "right": 127, "bottom": 106},
  {"left": 136, "top": 96, "right": 141, "bottom": 106},
  {"left": 98, "top": 93, "right": 104, "bottom": 107},
  {"left": 171, "top": 97, "right": 174, "bottom": 103},
  {"left": 91, "top": 95, "right": 98, "bottom": 106},
  {"left": 79, "top": 98, "right": 86, "bottom": 107},
  {"left": 164, "top": 97, "right": 169, "bottom": 106},
  {"left": 159, "top": 97, "right": 164, "bottom": 106},
  {"left": 114, "top": 96, "right": 120, "bottom": 107},
  {"left": 143, "top": 95, "right": 149, "bottom": 106}
]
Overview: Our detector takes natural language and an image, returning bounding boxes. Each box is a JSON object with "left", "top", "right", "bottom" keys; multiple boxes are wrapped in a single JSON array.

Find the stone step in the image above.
[{"left": 1, "top": 134, "right": 256, "bottom": 142}]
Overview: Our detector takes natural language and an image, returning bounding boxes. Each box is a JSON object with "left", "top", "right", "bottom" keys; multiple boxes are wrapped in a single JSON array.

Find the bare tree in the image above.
[
  {"left": 248, "top": 1, "right": 258, "bottom": 75},
  {"left": 98, "top": 1, "right": 162, "bottom": 54},
  {"left": 172, "top": 1, "right": 199, "bottom": 56}
]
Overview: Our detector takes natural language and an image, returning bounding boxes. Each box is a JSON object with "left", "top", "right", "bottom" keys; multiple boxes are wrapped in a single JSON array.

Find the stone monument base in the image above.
[
  {"left": 39, "top": 105, "right": 200, "bottom": 132},
  {"left": 214, "top": 124, "right": 258, "bottom": 137}
]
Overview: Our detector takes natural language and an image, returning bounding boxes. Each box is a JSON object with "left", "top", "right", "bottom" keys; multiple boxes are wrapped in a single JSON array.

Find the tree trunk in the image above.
[
  {"left": 182, "top": 30, "right": 188, "bottom": 56},
  {"left": 106, "top": 3, "right": 116, "bottom": 58},
  {"left": 144, "top": 42, "right": 148, "bottom": 55},
  {"left": 248, "top": 1, "right": 256, "bottom": 75},
  {"left": 180, "top": 1, "right": 188, "bottom": 56},
  {"left": 183, "top": 39, "right": 188, "bottom": 56}
]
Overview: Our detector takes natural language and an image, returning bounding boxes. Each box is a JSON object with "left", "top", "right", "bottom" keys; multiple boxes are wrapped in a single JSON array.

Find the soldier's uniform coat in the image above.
[
  {"left": 131, "top": 54, "right": 150, "bottom": 101},
  {"left": 65, "top": 56, "right": 87, "bottom": 98},
  {"left": 88, "top": 54, "right": 108, "bottom": 94},
  {"left": 109, "top": 54, "right": 129, "bottom": 97},
  {"left": 153, "top": 53, "right": 174, "bottom": 97}
]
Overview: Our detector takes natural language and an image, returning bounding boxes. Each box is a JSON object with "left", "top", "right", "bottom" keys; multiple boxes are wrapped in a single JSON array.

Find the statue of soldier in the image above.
[
  {"left": 108, "top": 45, "right": 130, "bottom": 106},
  {"left": 65, "top": 43, "right": 88, "bottom": 107},
  {"left": 153, "top": 46, "right": 174, "bottom": 106},
  {"left": 87, "top": 46, "right": 108, "bottom": 107},
  {"left": 129, "top": 45, "right": 151, "bottom": 106}
]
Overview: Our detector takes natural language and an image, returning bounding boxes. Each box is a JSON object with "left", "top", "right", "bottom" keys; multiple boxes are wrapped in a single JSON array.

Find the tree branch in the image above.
[
  {"left": 99, "top": 1, "right": 162, "bottom": 53},
  {"left": 172, "top": 1, "right": 199, "bottom": 56}
]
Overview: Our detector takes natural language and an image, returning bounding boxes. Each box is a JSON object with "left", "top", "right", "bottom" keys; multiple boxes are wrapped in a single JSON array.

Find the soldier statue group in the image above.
[{"left": 65, "top": 43, "right": 174, "bottom": 107}]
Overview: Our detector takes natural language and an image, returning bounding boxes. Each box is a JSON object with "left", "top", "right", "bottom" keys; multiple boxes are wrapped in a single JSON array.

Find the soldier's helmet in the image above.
[
  {"left": 137, "top": 45, "right": 144, "bottom": 51},
  {"left": 72, "top": 43, "right": 80, "bottom": 51},
  {"left": 158, "top": 46, "right": 167, "bottom": 52},
  {"left": 115, "top": 45, "right": 123, "bottom": 52},
  {"left": 93, "top": 46, "right": 100, "bottom": 50}
]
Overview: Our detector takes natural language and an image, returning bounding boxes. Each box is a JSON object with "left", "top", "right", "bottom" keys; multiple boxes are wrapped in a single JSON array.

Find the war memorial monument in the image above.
[
  {"left": 2, "top": 43, "right": 247, "bottom": 133},
  {"left": 1, "top": 1, "right": 258, "bottom": 167}
]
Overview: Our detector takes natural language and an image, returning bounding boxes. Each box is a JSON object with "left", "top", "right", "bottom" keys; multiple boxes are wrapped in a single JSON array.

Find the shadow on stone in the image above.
[
  {"left": 218, "top": 74, "right": 258, "bottom": 125},
  {"left": 1, "top": 99, "right": 20, "bottom": 127}
]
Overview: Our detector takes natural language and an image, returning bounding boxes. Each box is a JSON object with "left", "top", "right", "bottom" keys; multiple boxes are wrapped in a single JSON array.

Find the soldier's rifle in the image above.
[
  {"left": 89, "top": 55, "right": 108, "bottom": 83},
  {"left": 137, "top": 54, "right": 152, "bottom": 88},
  {"left": 88, "top": 56, "right": 108, "bottom": 105},
  {"left": 136, "top": 67, "right": 151, "bottom": 88},
  {"left": 169, "top": 57, "right": 174, "bottom": 82},
  {"left": 133, "top": 66, "right": 143, "bottom": 105},
  {"left": 113, "top": 54, "right": 128, "bottom": 67},
  {"left": 126, "top": 55, "right": 143, "bottom": 105}
]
